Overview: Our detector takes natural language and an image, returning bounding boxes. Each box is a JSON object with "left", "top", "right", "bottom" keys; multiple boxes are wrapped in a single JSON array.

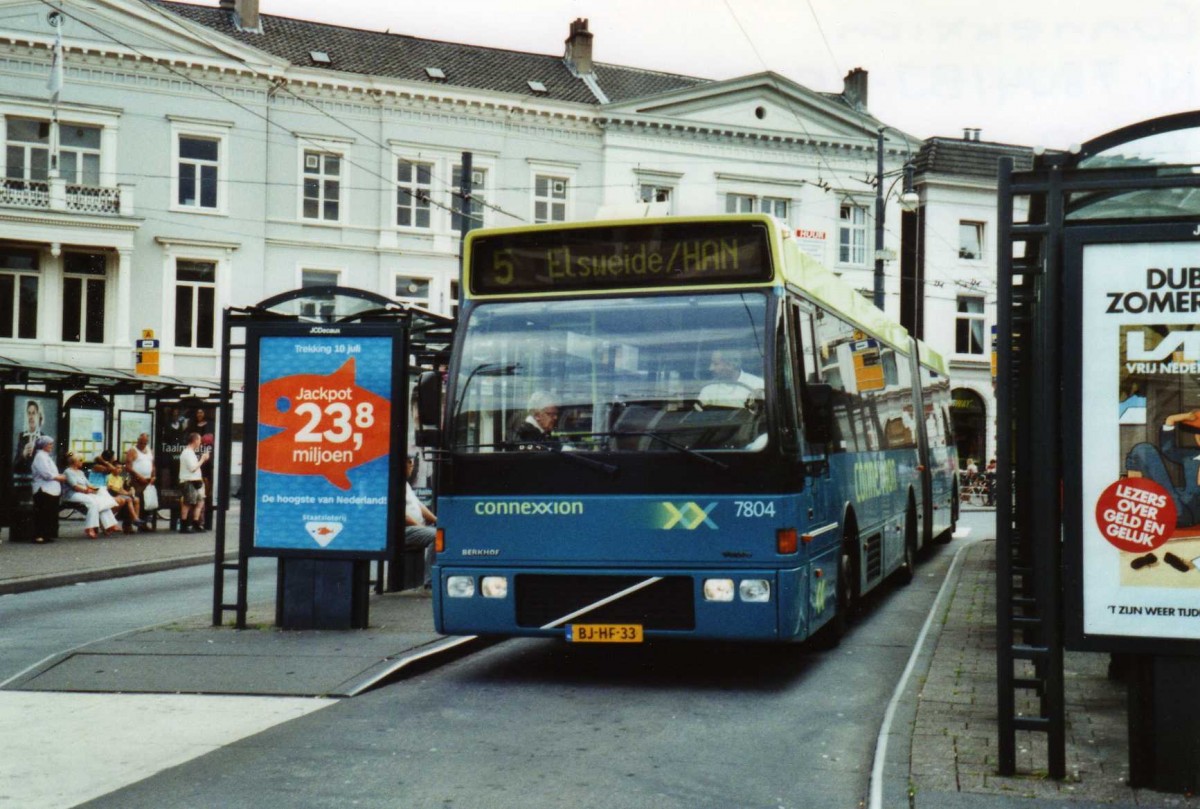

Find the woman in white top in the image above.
[
  {"left": 30, "top": 436, "right": 66, "bottom": 544},
  {"left": 62, "top": 452, "right": 120, "bottom": 538}
]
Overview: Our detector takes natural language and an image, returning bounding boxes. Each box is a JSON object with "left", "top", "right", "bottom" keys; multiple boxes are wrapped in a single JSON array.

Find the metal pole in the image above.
[
  {"left": 874, "top": 128, "right": 886, "bottom": 310},
  {"left": 458, "top": 151, "right": 473, "bottom": 310}
]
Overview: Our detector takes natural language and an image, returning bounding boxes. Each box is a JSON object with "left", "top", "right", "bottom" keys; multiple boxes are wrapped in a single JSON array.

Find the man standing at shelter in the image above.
[
  {"left": 126, "top": 432, "right": 156, "bottom": 525},
  {"left": 177, "top": 432, "right": 209, "bottom": 533}
]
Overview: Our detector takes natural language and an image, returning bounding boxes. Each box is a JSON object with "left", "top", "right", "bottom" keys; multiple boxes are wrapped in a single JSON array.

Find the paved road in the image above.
[
  {"left": 73, "top": 540, "right": 959, "bottom": 809},
  {"left": 0, "top": 559, "right": 276, "bottom": 685}
]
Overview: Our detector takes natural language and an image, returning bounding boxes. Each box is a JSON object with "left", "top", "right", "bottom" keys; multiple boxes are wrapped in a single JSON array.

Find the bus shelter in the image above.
[
  {"left": 1, "top": 355, "right": 220, "bottom": 540},
  {"left": 999, "top": 111, "right": 1200, "bottom": 791},
  {"left": 211, "top": 286, "right": 453, "bottom": 631}
]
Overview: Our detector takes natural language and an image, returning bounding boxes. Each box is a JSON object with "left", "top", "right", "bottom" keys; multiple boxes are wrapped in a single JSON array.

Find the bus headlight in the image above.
[
  {"left": 739, "top": 579, "right": 771, "bottom": 603},
  {"left": 480, "top": 576, "right": 508, "bottom": 599},
  {"left": 446, "top": 576, "right": 476, "bottom": 598},
  {"left": 702, "top": 578, "right": 735, "bottom": 602}
]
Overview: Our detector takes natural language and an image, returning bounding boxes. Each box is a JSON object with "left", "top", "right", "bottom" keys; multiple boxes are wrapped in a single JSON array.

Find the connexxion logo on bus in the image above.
[{"left": 473, "top": 500, "right": 585, "bottom": 516}]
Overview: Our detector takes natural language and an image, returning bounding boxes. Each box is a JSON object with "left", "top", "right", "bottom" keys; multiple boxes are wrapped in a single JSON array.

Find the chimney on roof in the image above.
[
  {"left": 963, "top": 128, "right": 982, "bottom": 142},
  {"left": 222, "top": 0, "right": 261, "bottom": 33},
  {"left": 239, "top": 0, "right": 259, "bottom": 31},
  {"left": 564, "top": 18, "right": 594, "bottom": 75},
  {"left": 843, "top": 67, "right": 868, "bottom": 112}
]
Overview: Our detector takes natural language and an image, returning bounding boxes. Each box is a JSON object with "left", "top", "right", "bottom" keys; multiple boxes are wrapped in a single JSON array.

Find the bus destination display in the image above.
[{"left": 469, "top": 221, "right": 772, "bottom": 295}]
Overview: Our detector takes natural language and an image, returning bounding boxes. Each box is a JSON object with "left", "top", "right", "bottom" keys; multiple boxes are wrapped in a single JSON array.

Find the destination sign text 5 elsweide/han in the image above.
[{"left": 468, "top": 221, "right": 772, "bottom": 295}]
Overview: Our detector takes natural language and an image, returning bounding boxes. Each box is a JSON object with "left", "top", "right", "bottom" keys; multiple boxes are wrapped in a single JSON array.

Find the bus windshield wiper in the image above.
[
  {"left": 590, "top": 431, "right": 730, "bottom": 471},
  {"left": 532, "top": 443, "right": 620, "bottom": 476}
]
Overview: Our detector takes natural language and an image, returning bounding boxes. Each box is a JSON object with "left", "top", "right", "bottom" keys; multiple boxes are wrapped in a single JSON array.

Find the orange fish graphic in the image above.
[{"left": 258, "top": 358, "right": 392, "bottom": 490}]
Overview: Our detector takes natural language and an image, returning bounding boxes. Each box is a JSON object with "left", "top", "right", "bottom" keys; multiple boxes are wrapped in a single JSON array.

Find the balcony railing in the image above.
[
  {"left": 0, "top": 179, "right": 49, "bottom": 208},
  {"left": 67, "top": 183, "right": 121, "bottom": 214},
  {"left": 0, "top": 177, "right": 132, "bottom": 216}
]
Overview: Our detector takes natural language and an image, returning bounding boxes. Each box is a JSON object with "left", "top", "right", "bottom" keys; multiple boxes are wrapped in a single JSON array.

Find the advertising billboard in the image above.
[
  {"left": 242, "top": 324, "right": 403, "bottom": 558},
  {"left": 1077, "top": 239, "right": 1200, "bottom": 646}
]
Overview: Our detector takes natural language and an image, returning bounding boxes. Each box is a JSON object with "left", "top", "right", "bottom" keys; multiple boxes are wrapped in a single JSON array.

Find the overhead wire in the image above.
[{"left": 33, "top": 0, "right": 998, "bottom": 296}]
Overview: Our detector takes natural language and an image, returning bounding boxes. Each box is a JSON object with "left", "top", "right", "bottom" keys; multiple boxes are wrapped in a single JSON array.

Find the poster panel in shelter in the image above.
[
  {"left": 247, "top": 330, "right": 397, "bottom": 556},
  {"left": 1081, "top": 242, "right": 1200, "bottom": 642},
  {"left": 118, "top": 411, "right": 153, "bottom": 457},
  {"left": 67, "top": 408, "right": 105, "bottom": 462},
  {"left": 11, "top": 393, "right": 60, "bottom": 481}
]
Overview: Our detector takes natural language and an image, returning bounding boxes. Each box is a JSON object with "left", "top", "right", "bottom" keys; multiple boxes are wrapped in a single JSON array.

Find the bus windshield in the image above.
[{"left": 451, "top": 293, "right": 770, "bottom": 454}]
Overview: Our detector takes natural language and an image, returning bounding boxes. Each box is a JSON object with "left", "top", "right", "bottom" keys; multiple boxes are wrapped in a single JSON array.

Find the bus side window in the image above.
[{"left": 811, "top": 307, "right": 872, "bottom": 454}]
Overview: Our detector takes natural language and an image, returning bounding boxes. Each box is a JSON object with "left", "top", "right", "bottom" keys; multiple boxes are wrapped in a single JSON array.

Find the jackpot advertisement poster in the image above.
[
  {"left": 248, "top": 332, "right": 396, "bottom": 556},
  {"left": 1081, "top": 241, "right": 1200, "bottom": 642}
]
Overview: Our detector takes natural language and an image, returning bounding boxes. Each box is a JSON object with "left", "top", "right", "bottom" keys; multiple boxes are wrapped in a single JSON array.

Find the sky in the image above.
[{"left": 252, "top": 0, "right": 1200, "bottom": 151}]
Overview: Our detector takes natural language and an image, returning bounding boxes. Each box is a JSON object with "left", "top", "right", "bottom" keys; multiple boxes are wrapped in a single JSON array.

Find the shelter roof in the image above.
[{"left": 0, "top": 356, "right": 221, "bottom": 397}]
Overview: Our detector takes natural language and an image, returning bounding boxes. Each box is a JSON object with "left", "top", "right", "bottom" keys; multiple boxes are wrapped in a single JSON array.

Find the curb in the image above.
[{"left": 0, "top": 553, "right": 215, "bottom": 597}]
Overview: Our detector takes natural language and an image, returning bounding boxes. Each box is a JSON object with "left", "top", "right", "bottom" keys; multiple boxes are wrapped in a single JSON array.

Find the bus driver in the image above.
[
  {"left": 510, "top": 391, "right": 561, "bottom": 450},
  {"left": 699, "top": 348, "right": 764, "bottom": 408}
]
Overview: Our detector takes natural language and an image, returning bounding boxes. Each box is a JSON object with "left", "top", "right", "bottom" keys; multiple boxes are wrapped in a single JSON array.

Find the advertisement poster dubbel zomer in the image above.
[
  {"left": 1082, "top": 242, "right": 1200, "bottom": 642},
  {"left": 249, "top": 333, "right": 394, "bottom": 555}
]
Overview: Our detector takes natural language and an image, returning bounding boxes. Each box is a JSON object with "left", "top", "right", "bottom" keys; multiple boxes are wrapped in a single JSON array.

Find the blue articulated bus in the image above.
[{"left": 418, "top": 214, "right": 956, "bottom": 645}]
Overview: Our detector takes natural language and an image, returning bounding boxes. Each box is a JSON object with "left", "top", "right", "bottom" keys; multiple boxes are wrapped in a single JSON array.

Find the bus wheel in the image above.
[
  {"left": 811, "top": 540, "right": 855, "bottom": 650},
  {"left": 898, "top": 502, "right": 917, "bottom": 585}
]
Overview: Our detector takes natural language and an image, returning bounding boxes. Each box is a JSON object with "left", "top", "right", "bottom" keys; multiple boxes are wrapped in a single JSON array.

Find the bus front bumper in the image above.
[{"left": 432, "top": 565, "right": 810, "bottom": 642}]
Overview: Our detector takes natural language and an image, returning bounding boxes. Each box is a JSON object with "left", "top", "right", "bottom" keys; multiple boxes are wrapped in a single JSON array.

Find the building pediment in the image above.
[
  {"left": 602, "top": 72, "right": 892, "bottom": 144},
  {"left": 0, "top": 0, "right": 286, "bottom": 72}
]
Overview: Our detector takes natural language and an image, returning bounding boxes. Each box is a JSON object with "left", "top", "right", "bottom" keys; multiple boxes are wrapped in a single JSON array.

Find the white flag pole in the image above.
[{"left": 46, "top": 19, "right": 63, "bottom": 175}]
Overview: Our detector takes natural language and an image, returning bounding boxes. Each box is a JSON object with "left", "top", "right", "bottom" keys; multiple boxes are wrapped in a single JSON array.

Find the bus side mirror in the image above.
[
  {"left": 415, "top": 371, "right": 442, "bottom": 447},
  {"left": 804, "top": 383, "right": 833, "bottom": 446}
]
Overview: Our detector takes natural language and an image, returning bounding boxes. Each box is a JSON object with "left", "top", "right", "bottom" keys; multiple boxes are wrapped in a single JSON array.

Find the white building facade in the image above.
[
  {"left": 905, "top": 134, "right": 1034, "bottom": 468},
  {"left": 0, "top": 0, "right": 921, "bottom": 427}
]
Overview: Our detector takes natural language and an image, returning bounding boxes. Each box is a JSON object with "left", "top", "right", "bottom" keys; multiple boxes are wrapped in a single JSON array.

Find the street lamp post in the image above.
[
  {"left": 873, "top": 127, "right": 920, "bottom": 312},
  {"left": 874, "top": 128, "right": 886, "bottom": 310}
]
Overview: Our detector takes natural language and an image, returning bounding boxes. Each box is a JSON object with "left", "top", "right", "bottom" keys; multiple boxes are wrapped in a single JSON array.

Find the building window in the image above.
[
  {"left": 0, "top": 246, "right": 38, "bottom": 339},
  {"left": 5, "top": 119, "right": 49, "bottom": 181},
  {"left": 175, "top": 259, "right": 216, "bottom": 349},
  {"left": 955, "top": 296, "right": 985, "bottom": 355},
  {"left": 451, "top": 165, "right": 486, "bottom": 232},
  {"left": 763, "top": 197, "right": 790, "bottom": 224},
  {"left": 60, "top": 125, "right": 101, "bottom": 186},
  {"left": 839, "top": 204, "right": 868, "bottom": 265},
  {"left": 5, "top": 119, "right": 102, "bottom": 186},
  {"left": 449, "top": 279, "right": 460, "bottom": 319},
  {"left": 396, "top": 160, "right": 433, "bottom": 228},
  {"left": 300, "top": 268, "right": 339, "bottom": 321},
  {"left": 534, "top": 175, "right": 568, "bottom": 223},
  {"left": 62, "top": 252, "right": 106, "bottom": 343},
  {"left": 726, "top": 193, "right": 755, "bottom": 214},
  {"left": 959, "top": 221, "right": 984, "bottom": 260},
  {"left": 640, "top": 184, "right": 672, "bottom": 204},
  {"left": 177, "top": 136, "right": 219, "bottom": 209},
  {"left": 395, "top": 275, "right": 431, "bottom": 307},
  {"left": 303, "top": 150, "right": 341, "bottom": 221}
]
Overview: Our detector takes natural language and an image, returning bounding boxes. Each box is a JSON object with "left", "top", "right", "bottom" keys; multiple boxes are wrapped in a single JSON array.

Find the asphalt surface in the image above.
[{"left": 0, "top": 506, "right": 1190, "bottom": 806}]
